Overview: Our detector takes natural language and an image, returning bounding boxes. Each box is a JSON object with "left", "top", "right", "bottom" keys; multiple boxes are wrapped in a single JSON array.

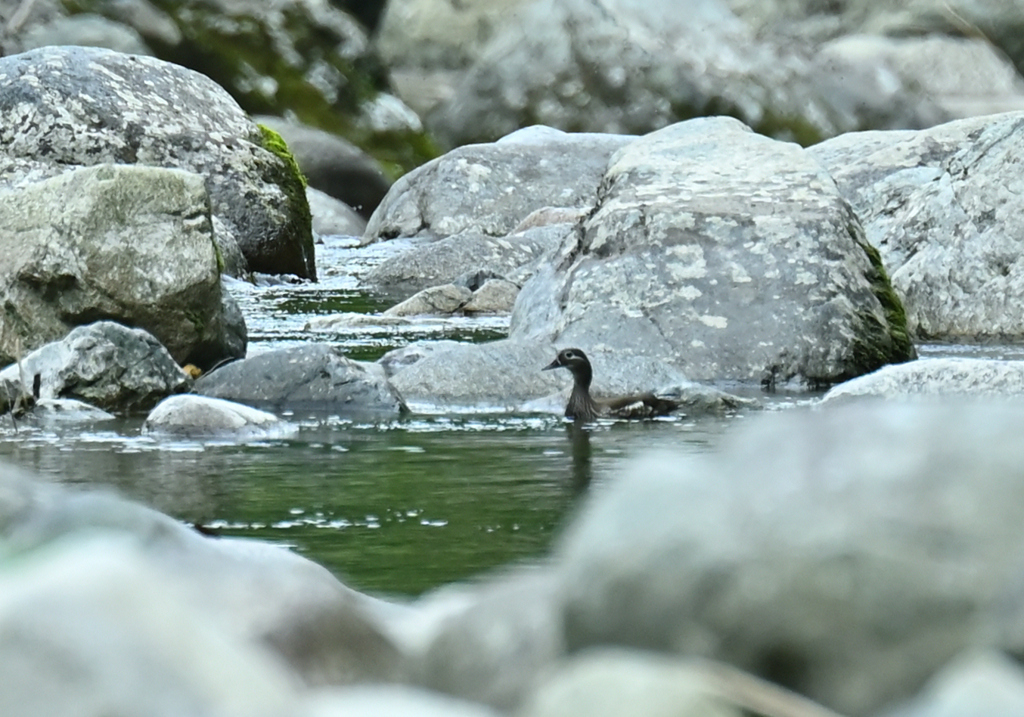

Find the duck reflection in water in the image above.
[{"left": 544, "top": 347, "right": 682, "bottom": 492}]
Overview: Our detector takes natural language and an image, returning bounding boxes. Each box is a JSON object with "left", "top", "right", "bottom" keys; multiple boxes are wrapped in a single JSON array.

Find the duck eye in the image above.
[{"left": 564, "top": 351, "right": 575, "bottom": 359}]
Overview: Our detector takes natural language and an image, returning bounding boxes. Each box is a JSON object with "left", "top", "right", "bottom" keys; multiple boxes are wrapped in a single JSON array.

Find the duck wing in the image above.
[{"left": 601, "top": 393, "right": 680, "bottom": 419}]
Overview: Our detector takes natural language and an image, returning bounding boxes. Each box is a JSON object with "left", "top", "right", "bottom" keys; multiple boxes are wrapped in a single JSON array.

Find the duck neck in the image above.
[{"left": 566, "top": 365, "right": 599, "bottom": 420}]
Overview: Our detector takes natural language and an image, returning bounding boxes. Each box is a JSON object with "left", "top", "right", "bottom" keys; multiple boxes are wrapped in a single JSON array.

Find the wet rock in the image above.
[
  {"left": 821, "top": 358, "right": 1024, "bottom": 404},
  {"left": 0, "top": 45, "right": 315, "bottom": 279},
  {"left": 0, "top": 321, "right": 190, "bottom": 414},
  {"left": 384, "top": 284, "right": 472, "bottom": 317},
  {"left": 811, "top": 110, "right": 1024, "bottom": 341},
  {"left": 555, "top": 400, "right": 1024, "bottom": 715},
  {"left": 194, "top": 344, "right": 408, "bottom": 416},
  {"left": 257, "top": 116, "right": 392, "bottom": 219},
  {"left": 0, "top": 459, "right": 405, "bottom": 690},
  {"left": 364, "top": 126, "right": 633, "bottom": 243},
  {"left": 143, "top": 394, "right": 297, "bottom": 439},
  {"left": 462, "top": 279, "right": 519, "bottom": 315},
  {"left": 512, "top": 116, "right": 915, "bottom": 387},
  {"left": 25, "top": 398, "right": 116, "bottom": 425},
  {"left": 0, "top": 164, "right": 246, "bottom": 369},
  {"left": 305, "top": 313, "right": 412, "bottom": 331},
  {"left": 308, "top": 187, "right": 367, "bottom": 238}
]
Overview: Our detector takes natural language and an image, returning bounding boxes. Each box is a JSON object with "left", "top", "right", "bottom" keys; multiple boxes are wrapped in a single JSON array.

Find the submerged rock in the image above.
[
  {"left": 194, "top": 344, "right": 408, "bottom": 416},
  {"left": 143, "top": 395, "right": 298, "bottom": 439},
  {"left": 0, "top": 321, "right": 190, "bottom": 414}
]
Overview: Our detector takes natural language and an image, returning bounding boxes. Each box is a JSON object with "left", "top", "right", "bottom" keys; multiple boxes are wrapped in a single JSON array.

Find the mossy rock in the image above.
[{"left": 61, "top": 0, "right": 438, "bottom": 177}]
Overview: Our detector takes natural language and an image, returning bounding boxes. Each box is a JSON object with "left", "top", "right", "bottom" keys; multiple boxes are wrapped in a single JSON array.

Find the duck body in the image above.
[{"left": 542, "top": 348, "right": 680, "bottom": 421}]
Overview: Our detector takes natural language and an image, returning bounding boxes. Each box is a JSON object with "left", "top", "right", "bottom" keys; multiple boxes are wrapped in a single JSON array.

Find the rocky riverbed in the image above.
[{"left": 6, "top": 5, "right": 1024, "bottom": 716}]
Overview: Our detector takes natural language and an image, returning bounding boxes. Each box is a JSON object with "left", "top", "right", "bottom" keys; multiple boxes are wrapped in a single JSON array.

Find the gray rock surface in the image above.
[
  {"left": 143, "top": 395, "right": 298, "bottom": 439},
  {"left": 811, "top": 110, "right": 1024, "bottom": 341},
  {"left": 194, "top": 344, "right": 408, "bottom": 416},
  {"left": 0, "top": 535, "right": 300, "bottom": 717},
  {"left": 821, "top": 358, "right": 1024, "bottom": 404},
  {"left": 512, "top": 116, "right": 914, "bottom": 386},
  {"left": 819, "top": 34, "right": 1024, "bottom": 121},
  {"left": 417, "top": 570, "right": 564, "bottom": 710},
  {"left": 364, "top": 230, "right": 558, "bottom": 296},
  {"left": 519, "top": 651, "right": 746, "bottom": 717},
  {"left": 0, "top": 164, "right": 245, "bottom": 369},
  {"left": 0, "top": 459, "right": 404, "bottom": 691},
  {"left": 425, "top": 0, "right": 939, "bottom": 148},
  {"left": 384, "top": 284, "right": 473, "bottom": 317},
  {"left": 462, "top": 279, "right": 520, "bottom": 315},
  {"left": 0, "top": 45, "right": 315, "bottom": 279},
  {"left": 387, "top": 340, "right": 569, "bottom": 410},
  {"left": 302, "top": 684, "right": 500, "bottom": 717},
  {"left": 555, "top": 400, "right": 1024, "bottom": 715},
  {"left": 0, "top": 321, "right": 190, "bottom": 414},
  {"left": 364, "top": 126, "right": 634, "bottom": 243},
  {"left": 20, "top": 12, "right": 153, "bottom": 55}
]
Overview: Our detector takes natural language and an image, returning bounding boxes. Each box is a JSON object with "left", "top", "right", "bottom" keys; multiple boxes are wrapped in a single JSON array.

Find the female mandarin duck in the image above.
[{"left": 543, "top": 348, "right": 680, "bottom": 421}]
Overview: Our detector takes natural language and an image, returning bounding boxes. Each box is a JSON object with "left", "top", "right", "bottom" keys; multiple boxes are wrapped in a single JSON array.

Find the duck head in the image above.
[{"left": 543, "top": 348, "right": 592, "bottom": 380}]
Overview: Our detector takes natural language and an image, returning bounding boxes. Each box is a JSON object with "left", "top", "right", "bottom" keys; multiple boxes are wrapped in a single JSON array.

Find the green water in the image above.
[
  {"left": 0, "top": 236, "right": 744, "bottom": 596},
  {"left": 0, "top": 414, "right": 733, "bottom": 596}
]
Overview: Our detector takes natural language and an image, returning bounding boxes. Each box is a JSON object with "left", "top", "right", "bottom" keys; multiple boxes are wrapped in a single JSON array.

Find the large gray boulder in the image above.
[
  {"left": 810, "top": 111, "right": 1024, "bottom": 341},
  {"left": 364, "top": 126, "right": 634, "bottom": 243},
  {"left": 554, "top": 400, "right": 1024, "bottom": 715},
  {"left": 194, "top": 344, "right": 408, "bottom": 416},
  {"left": 0, "top": 45, "right": 314, "bottom": 279},
  {"left": 0, "top": 164, "right": 245, "bottom": 369},
  {"left": 512, "top": 116, "right": 914, "bottom": 387},
  {"left": 0, "top": 321, "right": 190, "bottom": 414}
]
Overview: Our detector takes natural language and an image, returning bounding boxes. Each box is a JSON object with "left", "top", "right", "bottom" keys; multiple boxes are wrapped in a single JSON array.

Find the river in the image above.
[{"left": 1, "top": 235, "right": 984, "bottom": 598}]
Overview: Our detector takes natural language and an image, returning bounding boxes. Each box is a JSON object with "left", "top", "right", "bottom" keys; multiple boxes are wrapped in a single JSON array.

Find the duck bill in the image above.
[{"left": 542, "top": 359, "right": 561, "bottom": 371}]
